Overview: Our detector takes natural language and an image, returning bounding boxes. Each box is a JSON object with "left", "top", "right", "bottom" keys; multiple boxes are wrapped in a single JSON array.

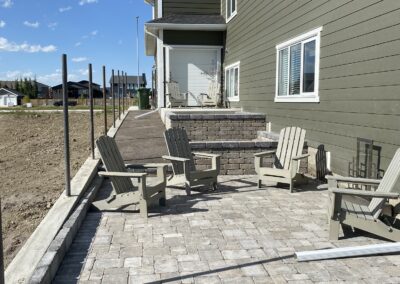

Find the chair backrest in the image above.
[
  {"left": 167, "top": 82, "right": 181, "bottom": 98},
  {"left": 96, "top": 135, "right": 133, "bottom": 194},
  {"left": 274, "top": 127, "right": 306, "bottom": 170},
  {"left": 164, "top": 128, "right": 196, "bottom": 175},
  {"left": 368, "top": 148, "right": 400, "bottom": 219},
  {"left": 208, "top": 81, "right": 221, "bottom": 97}
]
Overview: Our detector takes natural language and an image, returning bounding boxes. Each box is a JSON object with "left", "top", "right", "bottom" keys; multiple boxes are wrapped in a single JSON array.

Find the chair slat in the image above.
[{"left": 369, "top": 148, "right": 400, "bottom": 218}]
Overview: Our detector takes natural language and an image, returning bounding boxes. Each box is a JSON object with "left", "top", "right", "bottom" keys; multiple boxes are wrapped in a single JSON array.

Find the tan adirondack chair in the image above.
[
  {"left": 163, "top": 127, "right": 221, "bottom": 195},
  {"left": 254, "top": 127, "right": 309, "bottom": 193},
  {"left": 327, "top": 148, "right": 400, "bottom": 241},
  {"left": 200, "top": 81, "right": 222, "bottom": 108},
  {"left": 93, "top": 135, "right": 167, "bottom": 218},
  {"left": 166, "top": 82, "right": 188, "bottom": 108}
]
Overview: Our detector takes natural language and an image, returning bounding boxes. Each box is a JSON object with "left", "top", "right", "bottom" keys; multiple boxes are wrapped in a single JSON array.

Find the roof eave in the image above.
[
  {"left": 144, "top": 0, "right": 154, "bottom": 6},
  {"left": 145, "top": 23, "right": 227, "bottom": 31}
]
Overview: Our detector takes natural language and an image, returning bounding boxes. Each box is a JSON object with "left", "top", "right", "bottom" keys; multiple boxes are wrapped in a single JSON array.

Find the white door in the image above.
[{"left": 169, "top": 47, "right": 220, "bottom": 106}]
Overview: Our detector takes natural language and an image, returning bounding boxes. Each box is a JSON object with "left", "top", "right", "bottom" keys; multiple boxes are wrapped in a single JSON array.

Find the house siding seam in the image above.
[
  {"left": 163, "top": 0, "right": 221, "bottom": 15},
  {"left": 223, "top": 0, "right": 400, "bottom": 175}
]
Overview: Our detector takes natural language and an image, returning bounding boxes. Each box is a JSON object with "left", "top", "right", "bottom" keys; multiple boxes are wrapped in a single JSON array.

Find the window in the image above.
[
  {"left": 226, "top": 0, "right": 237, "bottom": 22},
  {"left": 275, "top": 27, "right": 322, "bottom": 103},
  {"left": 225, "top": 62, "right": 240, "bottom": 101}
]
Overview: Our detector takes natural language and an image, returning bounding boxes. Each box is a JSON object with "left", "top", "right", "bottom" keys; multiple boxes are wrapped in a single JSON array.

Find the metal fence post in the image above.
[
  {"left": 112, "top": 69, "right": 115, "bottom": 128},
  {"left": 62, "top": 54, "right": 71, "bottom": 197},
  {"left": 0, "top": 198, "right": 4, "bottom": 284},
  {"left": 102, "top": 66, "right": 107, "bottom": 135},
  {"left": 89, "top": 63, "right": 95, "bottom": 159},
  {"left": 118, "top": 70, "right": 121, "bottom": 120},
  {"left": 125, "top": 72, "right": 128, "bottom": 111},
  {"left": 122, "top": 71, "right": 125, "bottom": 114}
]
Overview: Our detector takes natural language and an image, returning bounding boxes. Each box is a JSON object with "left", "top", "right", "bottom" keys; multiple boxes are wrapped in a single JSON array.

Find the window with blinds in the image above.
[
  {"left": 275, "top": 27, "right": 322, "bottom": 102},
  {"left": 225, "top": 62, "right": 240, "bottom": 101}
]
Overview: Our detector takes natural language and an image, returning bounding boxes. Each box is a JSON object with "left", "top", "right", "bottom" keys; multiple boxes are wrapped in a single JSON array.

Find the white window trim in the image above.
[
  {"left": 226, "top": 0, "right": 237, "bottom": 23},
  {"left": 275, "top": 26, "right": 322, "bottom": 103},
  {"left": 225, "top": 61, "right": 240, "bottom": 102}
]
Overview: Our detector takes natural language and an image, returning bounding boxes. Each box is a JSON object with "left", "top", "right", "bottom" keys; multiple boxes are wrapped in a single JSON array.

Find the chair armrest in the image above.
[
  {"left": 254, "top": 150, "right": 276, "bottom": 157},
  {"left": 326, "top": 175, "right": 381, "bottom": 185},
  {"left": 98, "top": 171, "right": 147, "bottom": 178},
  {"left": 192, "top": 152, "right": 221, "bottom": 158},
  {"left": 126, "top": 163, "right": 169, "bottom": 169},
  {"left": 329, "top": 188, "right": 400, "bottom": 199},
  {"left": 162, "top": 155, "right": 190, "bottom": 163},
  {"left": 292, "top": 154, "right": 310, "bottom": 161}
]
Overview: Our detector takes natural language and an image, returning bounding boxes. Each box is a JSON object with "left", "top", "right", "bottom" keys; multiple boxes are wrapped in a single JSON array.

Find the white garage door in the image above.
[{"left": 169, "top": 47, "right": 220, "bottom": 106}]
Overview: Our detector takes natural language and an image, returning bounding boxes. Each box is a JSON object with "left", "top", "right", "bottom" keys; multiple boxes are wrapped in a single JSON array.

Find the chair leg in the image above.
[
  {"left": 140, "top": 199, "right": 148, "bottom": 219},
  {"left": 212, "top": 182, "right": 218, "bottom": 191},
  {"left": 289, "top": 180, "right": 294, "bottom": 193},
  {"left": 258, "top": 179, "right": 262, "bottom": 188},
  {"left": 160, "top": 188, "right": 166, "bottom": 206},
  {"left": 185, "top": 183, "right": 191, "bottom": 196},
  {"left": 329, "top": 220, "right": 340, "bottom": 240}
]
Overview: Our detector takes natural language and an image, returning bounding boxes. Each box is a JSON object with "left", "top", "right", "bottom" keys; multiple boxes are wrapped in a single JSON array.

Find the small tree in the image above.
[{"left": 33, "top": 76, "right": 39, "bottom": 98}]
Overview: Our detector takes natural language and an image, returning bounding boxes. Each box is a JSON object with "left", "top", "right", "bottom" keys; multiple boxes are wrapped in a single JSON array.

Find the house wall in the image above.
[
  {"left": 164, "top": 30, "right": 223, "bottom": 46},
  {"left": 223, "top": 0, "right": 400, "bottom": 176},
  {"left": 163, "top": 0, "right": 221, "bottom": 15}
]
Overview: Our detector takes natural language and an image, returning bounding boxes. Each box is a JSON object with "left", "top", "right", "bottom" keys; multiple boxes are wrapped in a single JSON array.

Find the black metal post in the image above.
[
  {"left": 62, "top": 54, "right": 71, "bottom": 197},
  {"left": 89, "top": 63, "right": 95, "bottom": 159},
  {"left": 118, "top": 70, "right": 121, "bottom": 120},
  {"left": 111, "top": 69, "right": 115, "bottom": 128},
  {"left": 122, "top": 71, "right": 125, "bottom": 114},
  {"left": 125, "top": 72, "right": 128, "bottom": 110},
  {"left": 102, "top": 66, "right": 107, "bottom": 135},
  {"left": 0, "top": 199, "right": 4, "bottom": 284}
]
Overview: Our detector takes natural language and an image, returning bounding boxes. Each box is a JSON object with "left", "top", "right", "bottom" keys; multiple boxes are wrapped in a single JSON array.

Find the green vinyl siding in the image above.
[
  {"left": 163, "top": 0, "right": 221, "bottom": 15},
  {"left": 224, "top": 0, "right": 400, "bottom": 175},
  {"left": 164, "top": 30, "right": 224, "bottom": 46}
]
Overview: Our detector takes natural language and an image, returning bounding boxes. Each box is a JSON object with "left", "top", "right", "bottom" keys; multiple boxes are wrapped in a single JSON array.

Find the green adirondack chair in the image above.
[
  {"left": 327, "top": 148, "right": 400, "bottom": 241},
  {"left": 254, "top": 126, "right": 309, "bottom": 193},
  {"left": 163, "top": 127, "right": 220, "bottom": 195},
  {"left": 93, "top": 135, "right": 167, "bottom": 218}
]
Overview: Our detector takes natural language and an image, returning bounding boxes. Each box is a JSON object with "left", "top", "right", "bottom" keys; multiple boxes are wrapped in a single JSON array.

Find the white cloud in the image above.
[
  {"left": 0, "top": 20, "right": 5, "bottom": 28},
  {"left": 0, "top": 70, "right": 34, "bottom": 80},
  {"left": 23, "top": 21, "right": 40, "bottom": 28},
  {"left": 72, "top": 57, "right": 88, "bottom": 62},
  {"left": 91, "top": 30, "right": 98, "bottom": 36},
  {"left": 79, "top": 0, "right": 98, "bottom": 6},
  {"left": 59, "top": 6, "right": 72, "bottom": 13},
  {"left": 75, "top": 42, "right": 82, "bottom": 47},
  {"left": 77, "top": 68, "right": 89, "bottom": 76},
  {"left": 48, "top": 22, "right": 58, "bottom": 30},
  {"left": 0, "top": 37, "right": 57, "bottom": 53},
  {"left": 1, "top": 0, "right": 13, "bottom": 8}
]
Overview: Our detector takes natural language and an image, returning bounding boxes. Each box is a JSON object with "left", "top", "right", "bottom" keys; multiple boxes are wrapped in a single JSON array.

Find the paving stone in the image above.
[
  {"left": 124, "top": 257, "right": 142, "bottom": 268},
  {"left": 154, "top": 258, "right": 179, "bottom": 274},
  {"left": 222, "top": 250, "right": 251, "bottom": 260}
]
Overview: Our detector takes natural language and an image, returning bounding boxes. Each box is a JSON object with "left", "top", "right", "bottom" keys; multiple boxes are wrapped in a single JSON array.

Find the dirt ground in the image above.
[{"left": 0, "top": 111, "right": 112, "bottom": 267}]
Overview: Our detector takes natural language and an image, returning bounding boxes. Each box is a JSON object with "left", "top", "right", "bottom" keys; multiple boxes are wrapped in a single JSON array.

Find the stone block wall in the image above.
[
  {"left": 191, "top": 141, "right": 309, "bottom": 175},
  {"left": 168, "top": 113, "right": 267, "bottom": 141}
]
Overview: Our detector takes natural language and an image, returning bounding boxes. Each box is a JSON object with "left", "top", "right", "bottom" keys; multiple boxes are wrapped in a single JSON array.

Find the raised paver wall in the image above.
[
  {"left": 168, "top": 113, "right": 267, "bottom": 141},
  {"left": 191, "top": 141, "right": 308, "bottom": 175}
]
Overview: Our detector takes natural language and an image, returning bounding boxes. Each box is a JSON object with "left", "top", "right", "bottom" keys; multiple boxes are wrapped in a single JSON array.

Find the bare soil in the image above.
[{"left": 0, "top": 111, "right": 111, "bottom": 267}]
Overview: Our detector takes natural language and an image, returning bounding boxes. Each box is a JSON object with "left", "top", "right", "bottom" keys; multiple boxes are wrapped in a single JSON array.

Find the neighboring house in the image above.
[
  {"left": 51, "top": 81, "right": 102, "bottom": 99},
  {"left": 0, "top": 88, "right": 24, "bottom": 106},
  {"left": 109, "top": 74, "right": 147, "bottom": 97},
  {"left": 0, "top": 80, "right": 50, "bottom": 98},
  {"left": 145, "top": 0, "right": 400, "bottom": 177}
]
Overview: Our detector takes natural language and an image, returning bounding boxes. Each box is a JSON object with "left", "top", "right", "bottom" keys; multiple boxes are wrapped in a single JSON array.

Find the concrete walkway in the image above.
[
  {"left": 114, "top": 110, "right": 168, "bottom": 164},
  {"left": 54, "top": 111, "right": 400, "bottom": 283}
]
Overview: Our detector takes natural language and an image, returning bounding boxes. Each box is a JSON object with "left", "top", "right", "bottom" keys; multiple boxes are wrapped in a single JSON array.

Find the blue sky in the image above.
[{"left": 0, "top": 0, "right": 153, "bottom": 87}]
